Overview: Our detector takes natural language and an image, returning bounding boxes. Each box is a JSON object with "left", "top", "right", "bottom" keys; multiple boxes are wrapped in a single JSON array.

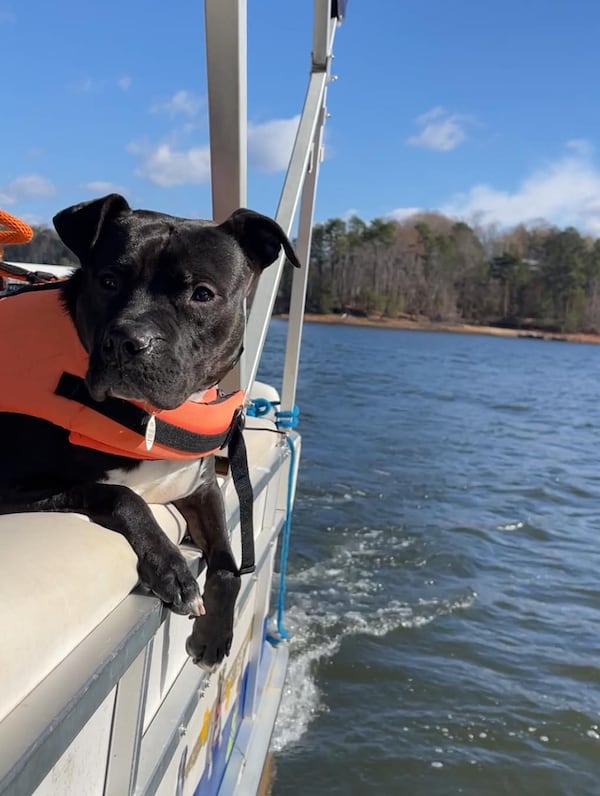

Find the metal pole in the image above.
[
  {"left": 280, "top": 7, "right": 338, "bottom": 410},
  {"left": 279, "top": 106, "right": 326, "bottom": 412},
  {"left": 312, "top": 0, "right": 334, "bottom": 69},
  {"left": 205, "top": 0, "right": 248, "bottom": 392},
  {"left": 242, "top": 1, "right": 337, "bottom": 395},
  {"left": 242, "top": 72, "right": 326, "bottom": 394},
  {"left": 204, "top": 0, "right": 247, "bottom": 219}
]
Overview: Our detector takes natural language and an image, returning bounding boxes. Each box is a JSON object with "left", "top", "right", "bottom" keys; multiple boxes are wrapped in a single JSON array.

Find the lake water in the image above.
[{"left": 258, "top": 319, "right": 600, "bottom": 796}]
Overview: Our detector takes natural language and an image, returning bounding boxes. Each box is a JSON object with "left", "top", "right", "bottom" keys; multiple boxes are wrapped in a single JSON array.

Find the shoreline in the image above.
[{"left": 276, "top": 313, "right": 600, "bottom": 346}]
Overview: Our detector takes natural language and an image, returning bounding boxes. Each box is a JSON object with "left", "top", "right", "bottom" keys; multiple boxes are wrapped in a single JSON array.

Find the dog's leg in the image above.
[
  {"left": 1, "top": 483, "right": 203, "bottom": 616},
  {"left": 174, "top": 458, "right": 241, "bottom": 670}
]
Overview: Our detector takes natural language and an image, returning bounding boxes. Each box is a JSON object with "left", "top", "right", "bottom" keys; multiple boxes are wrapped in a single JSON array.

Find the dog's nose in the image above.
[{"left": 103, "top": 325, "right": 153, "bottom": 360}]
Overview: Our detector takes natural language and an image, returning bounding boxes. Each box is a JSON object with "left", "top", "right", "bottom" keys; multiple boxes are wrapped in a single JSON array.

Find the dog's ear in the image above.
[
  {"left": 53, "top": 194, "right": 130, "bottom": 259},
  {"left": 219, "top": 208, "right": 301, "bottom": 271}
]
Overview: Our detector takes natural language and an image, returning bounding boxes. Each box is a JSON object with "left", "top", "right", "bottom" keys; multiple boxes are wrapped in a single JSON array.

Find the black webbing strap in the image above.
[
  {"left": 0, "top": 261, "right": 60, "bottom": 284},
  {"left": 55, "top": 372, "right": 229, "bottom": 455},
  {"left": 228, "top": 416, "right": 255, "bottom": 575}
]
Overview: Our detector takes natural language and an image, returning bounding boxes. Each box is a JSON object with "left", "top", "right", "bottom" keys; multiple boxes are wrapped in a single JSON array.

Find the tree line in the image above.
[
  {"left": 6, "top": 214, "right": 600, "bottom": 333},
  {"left": 276, "top": 214, "right": 600, "bottom": 333}
]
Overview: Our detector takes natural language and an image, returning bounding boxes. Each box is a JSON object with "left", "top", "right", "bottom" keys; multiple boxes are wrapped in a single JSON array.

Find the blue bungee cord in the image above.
[{"left": 246, "top": 397, "right": 299, "bottom": 645}]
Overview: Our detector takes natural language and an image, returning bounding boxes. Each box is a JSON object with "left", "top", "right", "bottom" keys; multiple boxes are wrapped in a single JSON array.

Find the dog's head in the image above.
[{"left": 54, "top": 194, "right": 300, "bottom": 409}]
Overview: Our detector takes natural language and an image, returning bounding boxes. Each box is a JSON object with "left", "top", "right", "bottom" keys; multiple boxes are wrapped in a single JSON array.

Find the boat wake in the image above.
[{"left": 270, "top": 527, "right": 475, "bottom": 752}]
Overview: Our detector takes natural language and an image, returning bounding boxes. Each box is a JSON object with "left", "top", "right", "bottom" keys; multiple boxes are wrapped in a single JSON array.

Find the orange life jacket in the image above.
[{"left": 0, "top": 286, "right": 245, "bottom": 461}]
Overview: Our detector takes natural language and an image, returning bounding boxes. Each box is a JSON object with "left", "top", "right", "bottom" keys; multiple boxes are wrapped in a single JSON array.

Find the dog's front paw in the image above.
[
  {"left": 186, "top": 569, "right": 241, "bottom": 671},
  {"left": 138, "top": 545, "right": 204, "bottom": 617}
]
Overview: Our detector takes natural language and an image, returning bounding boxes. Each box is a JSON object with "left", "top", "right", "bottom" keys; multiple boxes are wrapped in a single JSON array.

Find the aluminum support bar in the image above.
[
  {"left": 243, "top": 70, "right": 328, "bottom": 393},
  {"left": 312, "top": 0, "right": 334, "bottom": 69},
  {"left": 205, "top": 0, "right": 248, "bottom": 392},
  {"left": 204, "top": 0, "right": 247, "bottom": 220},
  {"left": 280, "top": 105, "right": 326, "bottom": 412},
  {"left": 243, "top": 3, "right": 337, "bottom": 394},
  {"left": 280, "top": 9, "right": 337, "bottom": 411}
]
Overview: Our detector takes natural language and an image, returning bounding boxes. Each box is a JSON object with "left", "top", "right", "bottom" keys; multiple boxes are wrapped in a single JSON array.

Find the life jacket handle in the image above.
[{"left": 0, "top": 210, "right": 34, "bottom": 258}]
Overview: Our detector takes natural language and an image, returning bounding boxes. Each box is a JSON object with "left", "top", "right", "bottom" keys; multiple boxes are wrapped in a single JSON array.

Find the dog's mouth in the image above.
[
  {"left": 85, "top": 362, "right": 213, "bottom": 411},
  {"left": 85, "top": 369, "right": 189, "bottom": 411},
  {"left": 88, "top": 382, "right": 154, "bottom": 407}
]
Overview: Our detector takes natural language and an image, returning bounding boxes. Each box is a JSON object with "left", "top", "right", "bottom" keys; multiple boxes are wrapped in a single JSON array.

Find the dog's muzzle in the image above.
[{"left": 101, "top": 322, "right": 157, "bottom": 365}]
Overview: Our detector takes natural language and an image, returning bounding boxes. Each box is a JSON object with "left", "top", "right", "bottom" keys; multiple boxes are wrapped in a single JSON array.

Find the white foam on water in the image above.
[
  {"left": 271, "top": 528, "right": 476, "bottom": 752},
  {"left": 270, "top": 619, "right": 339, "bottom": 752},
  {"left": 496, "top": 521, "right": 525, "bottom": 531}
]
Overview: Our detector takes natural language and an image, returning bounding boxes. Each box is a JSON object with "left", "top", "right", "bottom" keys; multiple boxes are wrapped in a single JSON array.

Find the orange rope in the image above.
[{"left": 0, "top": 210, "right": 34, "bottom": 259}]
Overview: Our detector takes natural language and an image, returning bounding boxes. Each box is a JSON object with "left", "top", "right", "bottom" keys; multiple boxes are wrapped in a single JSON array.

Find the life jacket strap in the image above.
[
  {"left": 0, "top": 261, "right": 59, "bottom": 285},
  {"left": 228, "top": 417, "right": 256, "bottom": 575},
  {"left": 55, "top": 372, "right": 230, "bottom": 455}
]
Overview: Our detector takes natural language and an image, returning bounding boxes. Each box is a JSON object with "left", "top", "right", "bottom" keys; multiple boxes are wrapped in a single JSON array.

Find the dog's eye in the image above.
[
  {"left": 192, "top": 285, "right": 215, "bottom": 303},
  {"left": 99, "top": 274, "right": 118, "bottom": 291}
]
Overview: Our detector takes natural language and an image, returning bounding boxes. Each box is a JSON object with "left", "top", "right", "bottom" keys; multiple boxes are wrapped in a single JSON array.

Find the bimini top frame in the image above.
[{"left": 206, "top": 0, "right": 344, "bottom": 404}]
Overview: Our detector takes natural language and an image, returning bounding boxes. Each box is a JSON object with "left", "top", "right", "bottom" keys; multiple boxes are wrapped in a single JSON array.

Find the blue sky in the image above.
[{"left": 4, "top": 0, "right": 600, "bottom": 235}]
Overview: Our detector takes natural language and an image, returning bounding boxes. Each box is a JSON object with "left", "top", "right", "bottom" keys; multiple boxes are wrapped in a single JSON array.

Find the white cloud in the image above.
[
  {"left": 84, "top": 180, "right": 128, "bottom": 195},
  {"left": 128, "top": 141, "right": 211, "bottom": 187},
  {"left": 150, "top": 90, "right": 203, "bottom": 118},
  {"left": 440, "top": 142, "right": 600, "bottom": 233},
  {"left": 118, "top": 76, "right": 132, "bottom": 92},
  {"left": 0, "top": 174, "right": 56, "bottom": 205},
  {"left": 388, "top": 207, "right": 422, "bottom": 222},
  {"left": 248, "top": 115, "right": 299, "bottom": 173},
  {"left": 128, "top": 112, "right": 298, "bottom": 186},
  {"left": 407, "top": 106, "right": 470, "bottom": 152}
]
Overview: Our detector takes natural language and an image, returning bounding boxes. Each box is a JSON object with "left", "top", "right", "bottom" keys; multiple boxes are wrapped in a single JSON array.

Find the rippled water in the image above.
[{"left": 258, "top": 321, "right": 600, "bottom": 796}]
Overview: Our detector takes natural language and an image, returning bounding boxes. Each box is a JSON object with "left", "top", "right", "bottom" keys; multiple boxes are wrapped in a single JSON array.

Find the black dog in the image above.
[{"left": 0, "top": 193, "right": 299, "bottom": 670}]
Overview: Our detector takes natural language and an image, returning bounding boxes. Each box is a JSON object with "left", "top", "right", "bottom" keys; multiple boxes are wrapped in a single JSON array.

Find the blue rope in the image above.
[
  {"left": 274, "top": 406, "right": 300, "bottom": 429},
  {"left": 247, "top": 398, "right": 299, "bottom": 645},
  {"left": 269, "top": 433, "right": 297, "bottom": 644},
  {"left": 246, "top": 397, "right": 272, "bottom": 418}
]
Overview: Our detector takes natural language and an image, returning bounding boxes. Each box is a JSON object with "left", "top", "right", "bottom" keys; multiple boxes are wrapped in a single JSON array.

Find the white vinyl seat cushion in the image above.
[{"left": 0, "top": 505, "right": 187, "bottom": 722}]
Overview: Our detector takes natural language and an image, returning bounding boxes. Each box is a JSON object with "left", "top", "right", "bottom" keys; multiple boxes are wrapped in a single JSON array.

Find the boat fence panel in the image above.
[
  {"left": 103, "top": 645, "right": 152, "bottom": 796},
  {"left": 33, "top": 689, "right": 117, "bottom": 796}
]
